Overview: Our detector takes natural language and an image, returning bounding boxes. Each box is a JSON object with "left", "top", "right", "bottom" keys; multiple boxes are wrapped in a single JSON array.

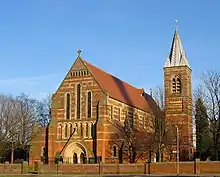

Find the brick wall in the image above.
[
  {"left": 39, "top": 162, "right": 220, "bottom": 174},
  {"left": 0, "top": 161, "right": 220, "bottom": 174},
  {"left": 0, "top": 163, "right": 22, "bottom": 174}
]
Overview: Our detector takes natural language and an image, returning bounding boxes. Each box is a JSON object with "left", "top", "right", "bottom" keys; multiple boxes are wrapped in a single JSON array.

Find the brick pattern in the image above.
[
  {"left": 164, "top": 66, "right": 193, "bottom": 160},
  {"left": 30, "top": 57, "right": 156, "bottom": 164},
  {"left": 40, "top": 162, "right": 220, "bottom": 174}
]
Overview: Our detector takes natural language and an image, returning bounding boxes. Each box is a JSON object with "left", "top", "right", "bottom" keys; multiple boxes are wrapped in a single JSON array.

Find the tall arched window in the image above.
[
  {"left": 70, "top": 123, "right": 73, "bottom": 135},
  {"left": 66, "top": 93, "right": 70, "bottom": 119},
  {"left": 113, "top": 145, "right": 117, "bottom": 157},
  {"left": 75, "top": 123, "right": 78, "bottom": 135},
  {"left": 65, "top": 124, "right": 68, "bottom": 138},
  {"left": 76, "top": 84, "right": 81, "bottom": 119},
  {"left": 87, "top": 91, "right": 92, "bottom": 119},
  {"left": 91, "top": 123, "right": 94, "bottom": 137},
  {"left": 172, "top": 76, "right": 181, "bottom": 93},
  {"left": 58, "top": 124, "right": 62, "bottom": 139},
  {"left": 80, "top": 123, "right": 83, "bottom": 137},
  {"left": 86, "top": 123, "right": 89, "bottom": 137}
]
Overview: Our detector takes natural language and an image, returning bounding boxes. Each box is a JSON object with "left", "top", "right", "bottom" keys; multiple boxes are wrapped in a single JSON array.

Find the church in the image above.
[{"left": 29, "top": 27, "right": 193, "bottom": 164}]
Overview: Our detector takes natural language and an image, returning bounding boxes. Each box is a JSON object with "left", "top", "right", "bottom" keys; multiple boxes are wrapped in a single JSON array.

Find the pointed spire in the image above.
[{"left": 165, "top": 26, "right": 189, "bottom": 68}]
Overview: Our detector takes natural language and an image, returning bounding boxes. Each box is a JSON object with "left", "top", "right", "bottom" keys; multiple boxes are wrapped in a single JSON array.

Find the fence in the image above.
[{"left": 0, "top": 161, "right": 220, "bottom": 174}]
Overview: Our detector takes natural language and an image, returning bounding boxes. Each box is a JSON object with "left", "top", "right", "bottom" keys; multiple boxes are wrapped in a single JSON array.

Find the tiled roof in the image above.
[
  {"left": 83, "top": 59, "right": 159, "bottom": 115},
  {"left": 165, "top": 29, "right": 189, "bottom": 67}
]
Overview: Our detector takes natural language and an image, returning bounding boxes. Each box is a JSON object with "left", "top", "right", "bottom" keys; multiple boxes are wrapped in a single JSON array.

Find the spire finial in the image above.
[
  {"left": 175, "top": 20, "right": 179, "bottom": 30},
  {"left": 77, "top": 49, "right": 82, "bottom": 57}
]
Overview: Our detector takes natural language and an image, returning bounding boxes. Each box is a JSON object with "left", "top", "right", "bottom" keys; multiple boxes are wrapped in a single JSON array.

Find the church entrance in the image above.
[
  {"left": 73, "top": 153, "right": 78, "bottom": 164},
  {"left": 64, "top": 142, "right": 88, "bottom": 164}
]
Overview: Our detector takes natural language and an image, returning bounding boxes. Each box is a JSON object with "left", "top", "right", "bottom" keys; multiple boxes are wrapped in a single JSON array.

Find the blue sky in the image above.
[{"left": 0, "top": 0, "right": 220, "bottom": 100}]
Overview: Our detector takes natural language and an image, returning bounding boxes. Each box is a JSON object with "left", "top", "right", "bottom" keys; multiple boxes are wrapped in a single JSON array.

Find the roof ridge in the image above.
[{"left": 82, "top": 59, "right": 143, "bottom": 92}]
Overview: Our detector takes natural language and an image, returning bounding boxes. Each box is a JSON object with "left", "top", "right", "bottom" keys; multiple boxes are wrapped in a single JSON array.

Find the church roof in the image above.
[
  {"left": 82, "top": 59, "right": 160, "bottom": 115},
  {"left": 164, "top": 29, "right": 189, "bottom": 67}
]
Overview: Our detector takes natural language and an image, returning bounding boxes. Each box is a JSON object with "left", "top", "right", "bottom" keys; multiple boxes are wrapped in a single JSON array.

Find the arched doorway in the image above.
[
  {"left": 73, "top": 153, "right": 78, "bottom": 164},
  {"left": 80, "top": 153, "right": 86, "bottom": 164},
  {"left": 64, "top": 142, "right": 88, "bottom": 164}
]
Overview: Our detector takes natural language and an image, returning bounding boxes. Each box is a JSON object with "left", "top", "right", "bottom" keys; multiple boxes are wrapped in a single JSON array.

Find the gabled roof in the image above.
[
  {"left": 165, "top": 29, "right": 189, "bottom": 68},
  {"left": 82, "top": 59, "right": 159, "bottom": 115}
]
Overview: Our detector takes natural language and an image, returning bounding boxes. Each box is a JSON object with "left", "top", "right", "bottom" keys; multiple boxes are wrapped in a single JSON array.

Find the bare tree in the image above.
[
  {"left": 0, "top": 94, "right": 18, "bottom": 160},
  {"left": 109, "top": 117, "right": 153, "bottom": 163},
  {"left": 195, "top": 70, "right": 220, "bottom": 160},
  {"left": 0, "top": 93, "right": 45, "bottom": 162},
  {"left": 152, "top": 86, "right": 164, "bottom": 110},
  {"left": 36, "top": 94, "right": 52, "bottom": 127},
  {"left": 14, "top": 93, "right": 39, "bottom": 151}
]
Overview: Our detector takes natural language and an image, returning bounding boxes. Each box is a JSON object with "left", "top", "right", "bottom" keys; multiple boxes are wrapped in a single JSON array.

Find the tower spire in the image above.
[{"left": 164, "top": 23, "right": 189, "bottom": 68}]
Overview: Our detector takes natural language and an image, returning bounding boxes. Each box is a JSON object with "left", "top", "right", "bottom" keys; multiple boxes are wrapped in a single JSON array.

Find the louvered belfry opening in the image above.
[{"left": 172, "top": 76, "right": 181, "bottom": 93}]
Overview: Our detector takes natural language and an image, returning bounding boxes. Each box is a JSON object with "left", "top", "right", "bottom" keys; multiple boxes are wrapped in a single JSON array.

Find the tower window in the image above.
[
  {"left": 87, "top": 91, "right": 92, "bottom": 119},
  {"left": 76, "top": 84, "right": 81, "bottom": 119},
  {"left": 66, "top": 93, "right": 70, "bottom": 120},
  {"left": 172, "top": 76, "right": 181, "bottom": 93}
]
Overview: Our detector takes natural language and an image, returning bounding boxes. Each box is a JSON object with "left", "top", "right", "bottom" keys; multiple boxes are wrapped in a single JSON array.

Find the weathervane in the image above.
[
  {"left": 175, "top": 20, "right": 179, "bottom": 30},
  {"left": 77, "top": 49, "right": 82, "bottom": 57}
]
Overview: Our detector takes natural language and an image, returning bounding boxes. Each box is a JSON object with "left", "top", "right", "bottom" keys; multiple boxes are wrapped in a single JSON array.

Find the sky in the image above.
[{"left": 0, "top": 0, "right": 220, "bottom": 100}]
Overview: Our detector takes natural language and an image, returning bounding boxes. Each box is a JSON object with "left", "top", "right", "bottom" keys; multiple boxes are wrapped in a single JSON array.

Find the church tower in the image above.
[{"left": 164, "top": 27, "right": 193, "bottom": 160}]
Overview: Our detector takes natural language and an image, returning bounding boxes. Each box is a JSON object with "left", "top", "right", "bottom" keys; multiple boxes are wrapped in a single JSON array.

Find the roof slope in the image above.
[{"left": 82, "top": 59, "right": 159, "bottom": 114}]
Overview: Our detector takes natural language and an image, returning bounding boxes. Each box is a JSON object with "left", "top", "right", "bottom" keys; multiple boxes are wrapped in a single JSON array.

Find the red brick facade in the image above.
[
  {"left": 30, "top": 30, "right": 193, "bottom": 164},
  {"left": 29, "top": 56, "right": 160, "bottom": 164},
  {"left": 164, "top": 65, "right": 193, "bottom": 160}
]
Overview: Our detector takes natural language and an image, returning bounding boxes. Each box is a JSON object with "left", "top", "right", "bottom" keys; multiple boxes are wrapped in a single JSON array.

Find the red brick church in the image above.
[{"left": 29, "top": 28, "right": 193, "bottom": 164}]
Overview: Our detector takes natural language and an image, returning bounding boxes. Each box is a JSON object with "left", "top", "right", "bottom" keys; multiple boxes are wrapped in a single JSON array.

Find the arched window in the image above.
[
  {"left": 58, "top": 124, "right": 62, "bottom": 139},
  {"left": 87, "top": 91, "right": 92, "bottom": 119},
  {"left": 65, "top": 124, "right": 68, "bottom": 138},
  {"left": 172, "top": 76, "right": 181, "bottom": 93},
  {"left": 86, "top": 123, "right": 89, "bottom": 137},
  {"left": 70, "top": 124, "right": 73, "bottom": 135},
  {"left": 172, "top": 78, "right": 176, "bottom": 93},
  {"left": 76, "top": 84, "right": 81, "bottom": 119},
  {"left": 91, "top": 123, "right": 94, "bottom": 137},
  {"left": 176, "top": 78, "right": 181, "bottom": 93},
  {"left": 80, "top": 123, "right": 83, "bottom": 137},
  {"left": 66, "top": 93, "right": 70, "bottom": 119},
  {"left": 75, "top": 123, "right": 78, "bottom": 135},
  {"left": 113, "top": 145, "right": 117, "bottom": 157}
]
